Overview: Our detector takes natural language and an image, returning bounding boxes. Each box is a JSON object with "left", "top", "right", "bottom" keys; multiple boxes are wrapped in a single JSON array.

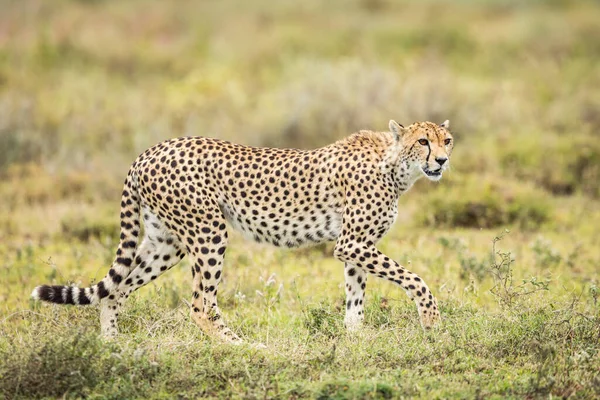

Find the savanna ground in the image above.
[{"left": 1, "top": 0, "right": 600, "bottom": 398}]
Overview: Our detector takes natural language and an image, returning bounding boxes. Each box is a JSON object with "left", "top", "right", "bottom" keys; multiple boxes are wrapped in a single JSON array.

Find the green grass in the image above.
[
  {"left": 2, "top": 0, "right": 600, "bottom": 398},
  {"left": 1, "top": 213, "right": 600, "bottom": 398},
  {"left": 2, "top": 304, "right": 598, "bottom": 399}
]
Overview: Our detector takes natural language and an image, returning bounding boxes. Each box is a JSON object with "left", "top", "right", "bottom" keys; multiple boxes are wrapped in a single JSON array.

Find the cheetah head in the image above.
[{"left": 389, "top": 119, "right": 454, "bottom": 182}]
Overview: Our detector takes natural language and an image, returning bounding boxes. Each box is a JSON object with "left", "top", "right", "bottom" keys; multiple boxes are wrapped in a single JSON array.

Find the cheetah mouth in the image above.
[{"left": 422, "top": 168, "right": 443, "bottom": 180}]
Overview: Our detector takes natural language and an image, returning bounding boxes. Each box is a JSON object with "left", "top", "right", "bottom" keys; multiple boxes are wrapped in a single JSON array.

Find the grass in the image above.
[
  {"left": 2, "top": 304, "right": 598, "bottom": 399},
  {"left": 1, "top": 213, "right": 600, "bottom": 398},
  {"left": 1, "top": 0, "right": 600, "bottom": 398}
]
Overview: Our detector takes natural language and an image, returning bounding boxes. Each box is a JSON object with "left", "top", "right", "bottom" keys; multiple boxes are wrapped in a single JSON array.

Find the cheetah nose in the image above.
[{"left": 435, "top": 157, "right": 448, "bottom": 166}]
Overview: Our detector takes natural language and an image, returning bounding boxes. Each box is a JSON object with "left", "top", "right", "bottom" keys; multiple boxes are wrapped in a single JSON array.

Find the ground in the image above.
[{"left": 1, "top": 0, "right": 600, "bottom": 398}]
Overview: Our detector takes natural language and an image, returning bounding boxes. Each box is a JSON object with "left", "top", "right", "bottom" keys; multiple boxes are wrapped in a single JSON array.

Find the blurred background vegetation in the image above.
[
  {"left": 0, "top": 0, "right": 599, "bottom": 231},
  {"left": 1, "top": 0, "right": 600, "bottom": 241}
]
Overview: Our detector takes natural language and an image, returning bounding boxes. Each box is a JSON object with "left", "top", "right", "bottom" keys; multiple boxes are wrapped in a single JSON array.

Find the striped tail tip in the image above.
[
  {"left": 31, "top": 286, "right": 42, "bottom": 300},
  {"left": 31, "top": 285, "right": 94, "bottom": 305}
]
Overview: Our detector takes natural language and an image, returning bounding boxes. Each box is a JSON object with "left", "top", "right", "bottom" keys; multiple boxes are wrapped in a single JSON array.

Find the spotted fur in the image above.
[{"left": 32, "top": 119, "right": 454, "bottom": 342}]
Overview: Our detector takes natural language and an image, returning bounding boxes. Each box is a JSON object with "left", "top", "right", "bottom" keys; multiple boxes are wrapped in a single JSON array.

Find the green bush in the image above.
[
  {"left": 501, "top": 133, "right": 600, "bottom": 198},
  {"left": 0, "top": 164, "right": 121, "bottom": 210},
  {"left": 419, "top": 176, "right": 552, "bottom": 230},
  {"left": 60, "top": 214, "right": 119, "bottom": 242}
]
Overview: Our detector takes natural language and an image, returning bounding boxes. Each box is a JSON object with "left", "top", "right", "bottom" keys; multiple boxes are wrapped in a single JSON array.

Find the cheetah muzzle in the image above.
[
  {"left": 423, "top": 167, "right": 443, "bottom": 179},
  {"left": 32, "top": 118, "right": 454, "bottom": 343}
]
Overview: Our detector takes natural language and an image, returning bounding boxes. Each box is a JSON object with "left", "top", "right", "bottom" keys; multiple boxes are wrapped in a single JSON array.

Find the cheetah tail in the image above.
[
  {"left": 31, "top": 283, "right": 106, "bottom": 306},
  {"left": 31, "top": 170, "right": 142, "bottom": 306}
]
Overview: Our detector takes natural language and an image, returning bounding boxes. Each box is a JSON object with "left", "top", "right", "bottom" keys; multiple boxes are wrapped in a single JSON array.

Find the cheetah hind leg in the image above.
[
  {"left": 188, "top": 246, "right": 243, "bottom": 344},
  {"left": 100, "top": 207, "right": 185, "bottom": 337},
  {"left": 183, "top": 204, "right": 243, "bottom": 344}
]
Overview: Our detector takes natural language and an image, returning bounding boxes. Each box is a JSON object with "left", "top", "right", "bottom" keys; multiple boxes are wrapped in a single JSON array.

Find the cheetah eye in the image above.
[
  {"left": 418, "top": 139, "right": 428, "bottom": 146},
  {"left": 444, "top": 138, "right": 452, "bottom": 145}
]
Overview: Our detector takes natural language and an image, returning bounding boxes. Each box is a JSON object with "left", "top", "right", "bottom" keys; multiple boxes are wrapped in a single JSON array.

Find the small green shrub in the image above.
[
  {"left": 489, "top": 231, "right": 550, "bottom": 309},
  {"left": 438, "top": 236, "right": 491, "bottom": 282},
  {"left": 530, "top": 237, "right": 562, "bottom": 269},
  {"left": 459, "top": 254, "right": 489, "bottom": 282}
]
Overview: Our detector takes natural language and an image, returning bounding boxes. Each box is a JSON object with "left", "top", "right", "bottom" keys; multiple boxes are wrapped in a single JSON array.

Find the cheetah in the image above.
[{"left": 32, "top": 119, "right": 454, "bottom": 343}]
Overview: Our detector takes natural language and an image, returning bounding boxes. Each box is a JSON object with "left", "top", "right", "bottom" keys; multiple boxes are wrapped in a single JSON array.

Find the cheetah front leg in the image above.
[
  {"left": 335, "top": 242, "right": 440, "bottom": 329},
  {"left": 344, "top": 263, "right": 367, "bottom": 331},
  {"left": 334, "top": 202, "right": 440, "bottom": 330}
]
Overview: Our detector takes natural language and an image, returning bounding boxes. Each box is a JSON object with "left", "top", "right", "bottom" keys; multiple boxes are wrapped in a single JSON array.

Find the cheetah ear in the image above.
[
  {"left": 440, "top": 120, "right": 450, "bottom": 129},
  {"left": 389, "top": 120, "right": 405, "bottom": 142}
]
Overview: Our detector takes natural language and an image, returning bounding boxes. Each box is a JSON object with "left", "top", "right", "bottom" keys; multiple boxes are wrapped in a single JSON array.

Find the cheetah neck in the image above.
[
  {"left": 381, "top": 145, "right": 422, "bottom": 194},
  {"left": 395, "top": 160, "right": 422, "bottom": 194}
]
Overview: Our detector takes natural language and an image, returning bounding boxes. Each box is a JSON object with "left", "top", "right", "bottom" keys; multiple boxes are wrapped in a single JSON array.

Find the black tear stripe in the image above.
[
  {"left": 407, "top": 141, "right": 419, "bottom": 157},
  {"left": 426, "top": 143, "right": 431, "bottom": 164}
]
